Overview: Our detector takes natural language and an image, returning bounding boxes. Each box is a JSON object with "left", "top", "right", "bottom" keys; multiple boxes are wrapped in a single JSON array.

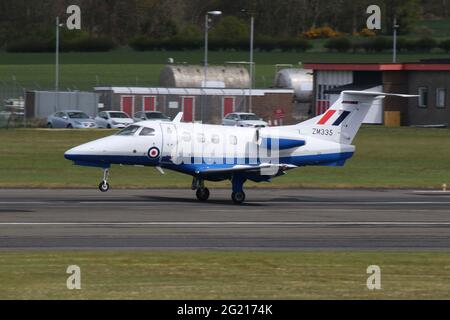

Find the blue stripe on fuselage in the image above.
[{"left": 65, "top": 152, "right": 354, "bottom": 171}]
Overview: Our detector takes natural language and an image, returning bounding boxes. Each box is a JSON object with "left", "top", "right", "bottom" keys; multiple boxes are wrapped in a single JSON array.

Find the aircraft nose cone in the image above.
[{"left": 64, "top": 146, "right": 82, "bottom": 161}]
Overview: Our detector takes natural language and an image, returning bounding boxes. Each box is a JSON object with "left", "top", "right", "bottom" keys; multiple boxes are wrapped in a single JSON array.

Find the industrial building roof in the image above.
[{"left": 94, "top": 86, "right": 294, "bottom": 96}]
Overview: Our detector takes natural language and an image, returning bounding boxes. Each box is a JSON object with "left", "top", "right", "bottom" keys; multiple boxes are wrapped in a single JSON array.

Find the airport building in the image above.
[
  {"left": 304, "top": 60, "right": 450, "bottom": 126},
  {"left": 93, "top": 86, "right": 295, "bottom": 125}
]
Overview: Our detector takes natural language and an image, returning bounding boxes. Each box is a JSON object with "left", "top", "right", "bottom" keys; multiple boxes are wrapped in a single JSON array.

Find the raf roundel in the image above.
[{"left": 147, "top": 147, "right": 160, "bottom": 159}]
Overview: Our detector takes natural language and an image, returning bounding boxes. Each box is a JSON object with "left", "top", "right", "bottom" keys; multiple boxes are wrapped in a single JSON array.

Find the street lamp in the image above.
[
  {"left": 241, "top": 9, "right": 255, "bottom": 113},
  {"left": 393, "top": 16, "right": 399, "bottom": 63},
  {"left": 203, "top": 11, "right": 222, "bottom": 88},
  {"left": 55, "top": 16, "right": 64, "bottom": 112}
]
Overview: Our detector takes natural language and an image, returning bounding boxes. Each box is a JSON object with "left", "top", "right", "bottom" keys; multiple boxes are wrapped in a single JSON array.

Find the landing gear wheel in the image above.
[
  {"left": 231, "top": 191, "right": 245, "bottom": 204},
  {"left": 98, "top": 181, "right": 109, "bottom": 192},
  {"left": 196, "top": 188, "right": 210, "bottom": 201},
  {"left": 106, "top": 124, "right": 111, "bottom": 129}
]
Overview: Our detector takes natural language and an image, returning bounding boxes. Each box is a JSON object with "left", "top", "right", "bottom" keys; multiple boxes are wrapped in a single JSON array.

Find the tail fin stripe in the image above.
[
  {"left": 331, "top": 111, "right": 351, "bottom": 126},
  {"left": 317, "top": 109, "right": 336, "bottom": 125}
]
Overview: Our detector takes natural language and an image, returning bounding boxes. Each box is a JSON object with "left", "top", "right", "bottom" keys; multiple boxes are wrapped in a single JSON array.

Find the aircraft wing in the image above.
[{"left": 195, "top": 163, "right": 297, "bottom": 176}]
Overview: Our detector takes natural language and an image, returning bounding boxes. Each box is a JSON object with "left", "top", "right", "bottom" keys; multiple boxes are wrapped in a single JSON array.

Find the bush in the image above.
[
  {"left": 278, "top": 39, "right": 312, "bottom": 52},
  {"left": 129, "top": 36, "right": 164, "bottom": 51},
  {"left": 254, "top": 37, "right": 279, "bottom": 51},
  {"left": 163, "top": 36, "right": 202, "bottom": 51},
  {"left": 413, "top": 37, "right": 437, "bottom": 52},
  {"left": 6, "top": 36, "right": 115, "bottom": 52},
  {"left": 301, "top": 26, "right": 340, "bottom": 39},
  {"left": 64, "top": 37, "right": 116, "bottom": 52},
  {"left": 360, "top": 37, "right": 391, "bottom": 52},
  {"left": 439, "top": 39, "right": 450, "bottom": 52},
  {"left": 324, "top": 37, "right": 351, "bottom": 52},
  {"left": 358, "top": 28, "right": 377, "bottom": 37},
  {"left": 6, "top": 39, "right": 52, "bottom": 52}
]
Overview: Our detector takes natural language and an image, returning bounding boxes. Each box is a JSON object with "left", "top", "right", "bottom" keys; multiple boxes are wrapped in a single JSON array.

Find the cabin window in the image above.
[
  {"left": 229, "top": 135, "right": 237, "bottom": 145},
  {"left": 418, "top": 87, "right": 428, "bottom": 108},
  {"left": 211, "top": 134, "right": 220, "bottom": 144},
  {"left": 436, "top": 88, "right": 446, "bottom": 108},
  {"left": 116, "top": 125, "right": 140, "bottom": 136},
  {"left": 197, "top": 133, "right": 205, "bottom": 143},
  {"left": 139, "top": 127, "right": 156, "bottom": 136},
  {"left": 182, "top": 132, "right": 191, "bottom": 142}
]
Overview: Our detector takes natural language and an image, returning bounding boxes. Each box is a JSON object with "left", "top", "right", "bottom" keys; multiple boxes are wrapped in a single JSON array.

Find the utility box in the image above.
[{"left": 384, "top": 111, "right": 401, "bottom": 127}]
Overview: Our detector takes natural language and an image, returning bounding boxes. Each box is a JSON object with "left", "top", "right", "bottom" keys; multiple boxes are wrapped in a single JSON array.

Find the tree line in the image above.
[{"left": 0, "top": 0, "right": 448, "bottom": 50}]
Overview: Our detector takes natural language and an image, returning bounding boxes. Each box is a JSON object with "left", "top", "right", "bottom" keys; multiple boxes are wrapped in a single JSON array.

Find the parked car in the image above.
[
  {"left": 222, "top": 112, "right": 268, "bottom": 128},
  {"left": 133, "top": 111, "right": 171, "bottom": 122},
  {"left": 46, "top": 110, "right": 97, "bottom": 129},
  {"left": 95, "top": 111, "right": 134, "bottom": 129}
]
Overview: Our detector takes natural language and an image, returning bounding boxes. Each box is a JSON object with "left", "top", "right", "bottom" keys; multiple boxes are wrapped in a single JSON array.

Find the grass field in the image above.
[
  {"left": 1, "top": 126, "right": 450, "bottom": 189},
  {"left": 0, "top": 251, "right": 449, "bottom": 299},
  {"left": 1, "top": 50, "right": 450, "bottom": 91}
]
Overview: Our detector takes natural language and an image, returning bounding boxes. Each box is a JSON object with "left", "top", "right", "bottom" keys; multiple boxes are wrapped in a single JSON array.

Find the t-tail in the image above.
[{"left": 296, "top": 91, "right": 417, "bottom": 144}]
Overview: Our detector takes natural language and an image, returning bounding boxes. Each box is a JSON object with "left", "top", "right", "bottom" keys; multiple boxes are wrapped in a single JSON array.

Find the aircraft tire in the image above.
[
  {"left": 196, "top": 187, "right": 210, "bottom": 201},
  {"left": 98, "top": 182, "right": 109, "bottom": 192},
  {"left": 231, "top": 191, "right": 245, "bottom": 204}
]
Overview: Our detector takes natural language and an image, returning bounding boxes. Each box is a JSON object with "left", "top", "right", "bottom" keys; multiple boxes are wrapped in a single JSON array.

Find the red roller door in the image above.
[
  {"left": 223, "top": 97, "right": 235, "bottom": 117},
  {"left": 182, "top": 97, "right": 194, "bottom": 122},
  {"left": 143, "top": 96, "right": 156, "bottom": 111},
  {"left": 121, "top": 96, "right": 133, "bottom": 117}
]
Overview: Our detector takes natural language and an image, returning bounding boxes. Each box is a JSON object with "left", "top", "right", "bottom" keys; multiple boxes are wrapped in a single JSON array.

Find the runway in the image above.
[{"left": 0, "top": 188, "right": 450, "bottom": 250}]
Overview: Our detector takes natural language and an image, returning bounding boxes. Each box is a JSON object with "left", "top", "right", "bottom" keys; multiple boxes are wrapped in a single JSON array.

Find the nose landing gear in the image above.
[
  {"left": 98, "top": 168, "right": 110, "bottom": 192},
  {"left": 192, "top": 176, "right": 210, "bottom": 201}
]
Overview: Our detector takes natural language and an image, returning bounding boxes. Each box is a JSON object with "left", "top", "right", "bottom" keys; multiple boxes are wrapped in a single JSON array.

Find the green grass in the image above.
[
  {"left": 1, "top": 126, "right": 450, "bottom": 189},
  {"left": 1, "top": 50, "right": 450, "bottom": 91},
  {"left": 0, "top": 251, "right": 449, "bottom": 299}
]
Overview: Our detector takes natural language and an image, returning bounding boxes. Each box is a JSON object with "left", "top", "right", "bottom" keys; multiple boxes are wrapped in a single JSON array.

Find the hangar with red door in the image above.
[{"left": 94, "top": 86, "right": 295, "bottom": 125}]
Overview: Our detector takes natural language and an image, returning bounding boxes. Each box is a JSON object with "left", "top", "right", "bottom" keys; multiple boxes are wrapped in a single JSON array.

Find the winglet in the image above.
[{"left": 173, "top": 112, "right": 183, "bottom": 123}]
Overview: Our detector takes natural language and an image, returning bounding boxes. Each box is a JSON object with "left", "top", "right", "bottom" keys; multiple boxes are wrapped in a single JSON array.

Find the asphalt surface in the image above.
[{"left": 0, "top": 188, "right": 450, "bottom": 250}]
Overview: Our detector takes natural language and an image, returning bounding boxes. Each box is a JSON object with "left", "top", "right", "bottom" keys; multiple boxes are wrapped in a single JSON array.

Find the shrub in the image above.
[
  {"left": 439, "top": 39, "right": 450, "bottom": 52},
  {"left": 278, "top": 39, "right": 312, "bottom": 52},
  {"left": 358, "top": 28, "right": 377, "bottom": 37},
  {"left": 301, "top": 26, "right": 340, "bottom": 39},
  {"left": 64, "top": 37, "right": 116, "bottom": 52},
  {"left": 324, "top": 37, "right": 351, "bottom": 52},
  {"left": 254, "top": 37, "right": 278, "bottom": 51},
  {"left": 129, "top": 36, "right": 164, "bottom": 51},
  {"left": 361, "top": 37, "right": 391, "bottom": 52},
  {"left": 413, "top": 37, "right": 437, "bottom": 52},
  {"left": 6, "top": 39, "right": 52, "bottom": 52}
]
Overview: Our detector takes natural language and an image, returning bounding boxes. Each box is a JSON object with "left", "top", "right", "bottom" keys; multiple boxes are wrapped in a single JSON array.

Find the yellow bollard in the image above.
[{"left": 442, "top": 183, "right": 447, "bottom": 192}]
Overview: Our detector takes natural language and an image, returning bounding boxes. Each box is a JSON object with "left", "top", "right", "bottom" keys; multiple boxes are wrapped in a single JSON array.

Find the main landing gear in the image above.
[
  {"left": 98, "top": 168, "right": 110, "bottom": 192},
  {"left": 231, "top": 174, "right": 246, "bottom": 205},
  {"left": 192, "top": 175, "right": 247, "bottom": 204}
]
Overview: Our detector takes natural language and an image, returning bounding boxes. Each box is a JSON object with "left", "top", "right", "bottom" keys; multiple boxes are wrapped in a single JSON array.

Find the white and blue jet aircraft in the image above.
[{"left": 65, "top": 91, "right": 415, "bottom": 204}]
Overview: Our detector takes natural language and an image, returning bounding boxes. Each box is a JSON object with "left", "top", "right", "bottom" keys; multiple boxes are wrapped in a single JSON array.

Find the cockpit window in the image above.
[
  {"left": 116, "top": 125, "right": 140, "bottom": 136},
  {"left": 139, "top": 127, "right": 156, "bottom": 136}
]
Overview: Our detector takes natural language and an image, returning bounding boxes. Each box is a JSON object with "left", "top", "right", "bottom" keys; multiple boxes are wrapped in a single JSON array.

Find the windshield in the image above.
[
  {"left": 146, "top": 112, "right": 169, "bottom": 119},
  {"left": 239, "top": 114, "right": 260, "bottom": 121},
  {"left": 109, "top": 112, "right": 129, "bottom": 119},
  {"left": 68, "top": 112, "right": 90, "bottom": 119},
  {"left": 116, "top": 125, "right": 140, "bottom": 136}
]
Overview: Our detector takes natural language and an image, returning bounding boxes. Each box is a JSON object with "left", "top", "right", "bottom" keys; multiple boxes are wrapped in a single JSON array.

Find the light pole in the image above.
[
  {"left": 241, "top": 9, "right": 255, "bottom": 113},
  {"left": 202, "top": 10, "right": 221, "bottom": 123},
  {"left": 393, "top": 16, "right": 399, "bottom": 63},
  {"left": 55, "top": 16, "right": 64, "bottom": 112},
  {"left": 249, "top": 15, "right": 254, "bottom": 113},
  {"left": 203, "top": 11, "right": 222, "bottom": 88}
]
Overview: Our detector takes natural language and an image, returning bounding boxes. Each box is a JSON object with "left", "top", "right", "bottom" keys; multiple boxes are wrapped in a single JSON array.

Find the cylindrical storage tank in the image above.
[
  {"left": 274, "top": 68, "right": 313, "bottom": 102},
  {"left": 159, "top": 65, "right": 250, "bottom": 88}
]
